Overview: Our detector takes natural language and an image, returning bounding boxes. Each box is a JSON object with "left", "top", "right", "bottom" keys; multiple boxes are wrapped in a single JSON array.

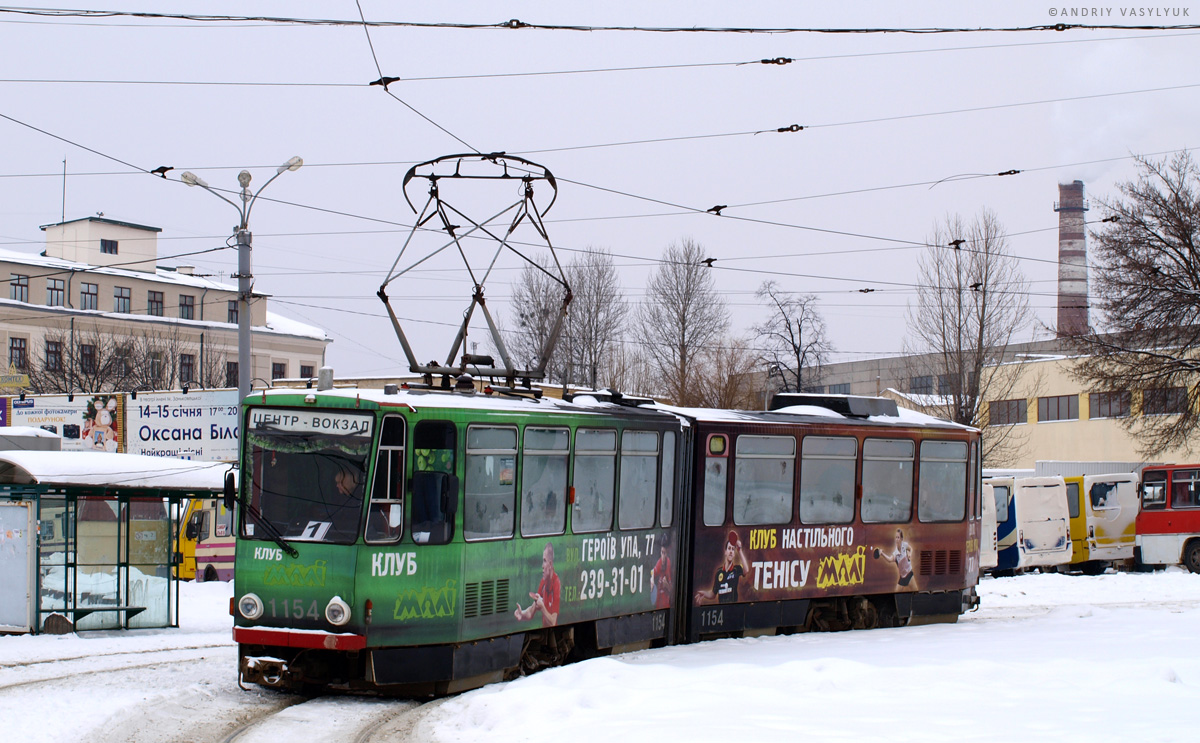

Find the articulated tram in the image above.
[{"left": 229, "top": 385, "right": 981, "bottom": 695}]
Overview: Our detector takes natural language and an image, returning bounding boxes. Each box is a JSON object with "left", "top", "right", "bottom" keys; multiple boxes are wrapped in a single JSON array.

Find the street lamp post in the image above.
[{"left": 180, "top": 157, "right": 302, "bottom": 404}]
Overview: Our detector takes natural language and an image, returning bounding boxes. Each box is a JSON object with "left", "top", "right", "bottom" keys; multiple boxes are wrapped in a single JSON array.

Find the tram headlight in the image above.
[
  {"left": 238, "top": 593, "right": 264, "bottom": 620},
  {"left": 325, "top": 596, "right": 351, "bottom": 626}
]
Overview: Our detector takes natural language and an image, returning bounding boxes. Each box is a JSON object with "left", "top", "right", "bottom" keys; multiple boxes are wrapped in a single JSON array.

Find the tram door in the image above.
[{"left": 0, "top": 502, "right": 35, "bottom": 632}]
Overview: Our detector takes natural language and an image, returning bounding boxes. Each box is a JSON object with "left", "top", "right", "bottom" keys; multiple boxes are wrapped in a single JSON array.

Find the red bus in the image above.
[{"left": 1136, "top": 464, "right": 1200, "bottom": 573}]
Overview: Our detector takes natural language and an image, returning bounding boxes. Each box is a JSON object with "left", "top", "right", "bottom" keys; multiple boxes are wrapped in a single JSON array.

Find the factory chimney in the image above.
[{"left": 1054, "top": 180, "right": 1089, "bottom": 337}]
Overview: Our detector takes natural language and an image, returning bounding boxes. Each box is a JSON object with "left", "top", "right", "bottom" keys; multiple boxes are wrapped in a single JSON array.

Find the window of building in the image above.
[
  {"left": 573, "top": 428, "right": 616, "bottom": 533},
  {"left": 828, "top": 383, "right": 850, "bottom": 395},
  {"left": 1171, "top": 469, "right": 1200, "bottom": 509},
  {"left": 703, "top": 434, "right": 729, "bottom": 526},
  {"left": 800, "top": 435, "right": 856, "bottom": 524},
  {"left": 226, "top": 361, "right": 238, "bottom": 388},
  {"left": 300, "top": 365, "right": 314, "bottom": 379},
  {"left": 733, "top": 435, "right": 795, "bottom": 525},
  {"left": 366, "top": 415, "right": 406, "bottom": 543},
  {"left": 9, "top": 338, "right": 27, "bottom": 370},
  {"left": 180, "top": 353, "right": 195, "bottom": 384},
  {"left": 917, "top": 440, "right": 967, "bottom": 522},
  {"left": 909, "top": 375, "right": 933, "bottom": 395},
  {"left": 990, "top": 399, "right": 1027, "bottom": 426},
  {"left": 1144, "top": 387, "right": 1188, "bottom": 416},
  {"left": 938, "top": 374, "right": 956, "bottom": 395},
  {"left": 100, "top": 238, "right": 118, "bottom": 255},
  {"left": 80, "top": 344, "right": 97, "bottom": 374},
  {"left": 1089, "top": 391, "right": 1130, "bottom": 419},
  {"left": 861, "top": 438, "right": 914, "bottom": 523},
  {"left": 521, "top": 427, "right": 569, "bottom": 538},
  {"left": 147, "top": 291, "right": 163, "bottom": 317},
  {"left": 179, "top": 295, "right": 194, "bottom": 320},
  {"left": 47, "top": 278, "right": 64, "bottom": 307},
  {"left": 149, "top": 351, "right": 163, "bottom": 384},
  {"left": 227, "top": 300, "right": 238, "bottom": 324},
  {"left": 1038, "top": 394, "right": 1078, "bottom": 422},
  {"left": 115, "top": 344, "right": 132, "bottom": 376},
  {"left": 80, "top": 282, "right": 98, "bottom": 311},
  {"left": 464, "top": 425, "right": 517, "bottom": 540},
  {"left": 619, "top": 430, "right": 659, "bottom": 530},
  {"left": 45, "top": 340, "right": 63, "bottom": 372},
  {"left": 114, "top": 286, "right": 131, "bottom": 313},
  {"left": 10, "top": 274, "right": 28, "bottom": 303},
  {"left": 271, "top": 362, "right": 287, "bottom": 380}
]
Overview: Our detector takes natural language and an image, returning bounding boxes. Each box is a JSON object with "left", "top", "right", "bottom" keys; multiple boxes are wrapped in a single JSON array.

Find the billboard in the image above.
[
  {"left": 9, "top": 394, "right": 124, "bottom": 452},
  {"left": 125, "top": 389, "right": 239, "bottom": 462}
]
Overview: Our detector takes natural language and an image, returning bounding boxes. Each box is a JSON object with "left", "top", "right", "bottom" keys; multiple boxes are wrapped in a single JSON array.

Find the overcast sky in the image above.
[{"left": 2, "top": 2, "right": 1197, "bottom": 378}]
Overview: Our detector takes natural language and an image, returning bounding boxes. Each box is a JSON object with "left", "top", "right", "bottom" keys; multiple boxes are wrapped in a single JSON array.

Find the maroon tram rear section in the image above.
[{"left": 675, "top": 394, "right": 982, "bottom": 642}]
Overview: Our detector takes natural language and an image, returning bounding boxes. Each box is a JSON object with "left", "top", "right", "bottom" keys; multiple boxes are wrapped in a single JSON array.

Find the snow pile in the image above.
[{"left": 421, "top": 570, "right": 1200, "bottom": 742}]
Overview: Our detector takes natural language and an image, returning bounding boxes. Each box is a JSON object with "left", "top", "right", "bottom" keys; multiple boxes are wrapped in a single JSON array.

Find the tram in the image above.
[{"left": 229, "top": 384, "right": 982, "bottom": 695}]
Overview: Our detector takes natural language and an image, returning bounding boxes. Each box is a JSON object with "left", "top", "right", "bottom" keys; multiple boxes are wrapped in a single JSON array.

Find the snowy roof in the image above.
[
  {"left": 259, "top": 386, "right": 672, "bottom": 420},
  {"left": 0, "top": 246, "right": 237, "bottom": 292},
  {"left": 0, "top": 451, "right": 230, "bottom": 489}
]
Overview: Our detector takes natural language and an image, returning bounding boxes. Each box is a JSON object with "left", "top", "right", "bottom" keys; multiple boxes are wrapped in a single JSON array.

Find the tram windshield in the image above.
[{"left": 243, "top": 409, "right": 374, "bottom": 544}]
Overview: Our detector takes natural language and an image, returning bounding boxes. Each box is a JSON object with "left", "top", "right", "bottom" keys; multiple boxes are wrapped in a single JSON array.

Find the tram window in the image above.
[
  {"left": 619, "top": 430, "right": 658, "bottom": 530},
  {"left": 917, "top": 440, "right": 967, "bottom": 522},
  {"left": 861, "top": 439, "right": 914, "bottom": 523},
  {"left": 993, "top": 485, "right": 1011, "bottom": 522},
  {"left": 521, "top": 427, "right": 569, "bottom": 537},
  {"left": 703, "top": 434, "right": 729, "bottom": 526},
  {"left": 1141, "top": 472, "right": 1166, "bottom": 509},
  {"left": 573, "top": 428, "right": 616, "bottom": 533},
  {"left": 366, "top": 415, "right": 405, "bottom": 544},
  {"left": 411, "top": 420, "right": 457, "bottom": 545},
  {"left": 1065, "top": 482, "right": 1081, "bottom": 519},
  {"left": 464, "top": 426, "right": 518, "bottom": 541},
  {"left": 799, "top": 436, "right": 856, "bottom": 524},
  {"left": 660, "top": 431, "right": 676, "bottom": 527},
  {"left": 1171, "top": 470, "right": 1200, "bottom": 509},
  {"left": 733, "top": 435, "right": 795, "bottom": 526}
]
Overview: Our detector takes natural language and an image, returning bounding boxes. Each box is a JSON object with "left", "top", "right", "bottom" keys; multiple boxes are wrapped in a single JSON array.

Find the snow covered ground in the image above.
[{"left": 3, "top": 572, "right": 1199, "bottom": 742}]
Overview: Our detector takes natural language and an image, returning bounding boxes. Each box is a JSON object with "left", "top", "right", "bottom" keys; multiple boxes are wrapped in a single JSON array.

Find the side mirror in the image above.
[
  {"left": 184, "top": 517, "right": 199, "bottom": 541},
  {"left": 223, "top": 472, "right": 237, "bottom": 511}
]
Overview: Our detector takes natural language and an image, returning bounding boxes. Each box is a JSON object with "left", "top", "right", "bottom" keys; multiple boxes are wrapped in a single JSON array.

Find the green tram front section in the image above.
[{"left": 232, "top": 388, "right": 685, "bottom": 692}]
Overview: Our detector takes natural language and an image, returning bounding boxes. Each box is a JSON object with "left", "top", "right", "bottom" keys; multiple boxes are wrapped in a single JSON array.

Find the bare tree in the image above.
[
  {"left": 752, "top": 281, "right": 832, "bottom": 394},
  {"left": 564, "top": 249, "right": 628, "bottom": 389},
  {"left": 696, "top": 336, "right": 761, "bottom": 409},
  {"left": 601, "top": 341, "right": 657, "bottom": 398},
  {"left": 506, "top": 256, "right": 570, "bottom": 380},
  {"left": 636, "top": 238, "right": 729, "bottom": 406},
  {"left": 903, "top": 210, "right": 1034, "bottom": 464},
  {"left": 504, "top": 248, "right": 625, "bottom": 388},
  {"left": 1070, "top": 152, "right": 1200, "bottom": 455},
  {"left": 25, "top": 322, "right": 227, "bottom": 394}
]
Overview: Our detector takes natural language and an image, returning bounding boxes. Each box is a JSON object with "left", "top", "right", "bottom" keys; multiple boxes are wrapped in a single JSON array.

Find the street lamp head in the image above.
[
  {"left": 238, "top": 170, "right": 252, "bottom": 188},
  {"left": 180, "top": 171, "right": 208, "bottom": 188},
  {"left": 278, "top": 156, "right": 303, "bottom": 174}
]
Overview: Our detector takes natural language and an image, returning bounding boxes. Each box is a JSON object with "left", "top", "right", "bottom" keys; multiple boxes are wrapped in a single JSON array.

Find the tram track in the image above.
[
  {"left": 0, "top": 645, "right": 230, "bottom": 693},
  {"left": 218, "top": 695, "right": 423, "bottom": 743},
  {"left": 0, "top": 641, "right": 231, "bottom": 671}
]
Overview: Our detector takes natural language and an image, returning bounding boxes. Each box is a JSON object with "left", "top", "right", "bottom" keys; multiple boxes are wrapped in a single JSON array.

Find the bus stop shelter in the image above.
[{"left": 0, "top": 452, "right": 229, "bottom": 634}]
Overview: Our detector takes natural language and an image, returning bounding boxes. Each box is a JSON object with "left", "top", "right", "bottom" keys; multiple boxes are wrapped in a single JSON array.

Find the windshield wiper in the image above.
[{"left": 240, "top": 497, "right": 298, "bottom": 558}]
